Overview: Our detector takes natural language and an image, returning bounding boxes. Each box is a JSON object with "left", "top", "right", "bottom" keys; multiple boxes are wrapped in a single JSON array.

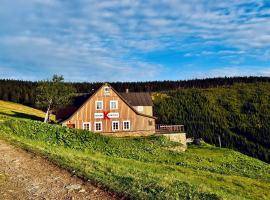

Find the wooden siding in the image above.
[{"left": 63, "top": 85, "right": 155, "bottom": 134}]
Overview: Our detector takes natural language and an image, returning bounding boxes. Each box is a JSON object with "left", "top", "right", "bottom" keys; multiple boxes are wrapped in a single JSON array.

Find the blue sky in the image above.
[{"left": 0, "top": 0, "right": 270, "bottom": 82}]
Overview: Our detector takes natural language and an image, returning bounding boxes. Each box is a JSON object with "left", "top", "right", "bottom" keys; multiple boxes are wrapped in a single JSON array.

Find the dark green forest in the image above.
[
  {"left": 1, "top": 77, "right": 270, "bottom": 163},
  {"left": 1, "top": 76, "right": 270, "bottom": 107},
  {"left": 153, "top": 83, "right": 270, "bottom": 163}
]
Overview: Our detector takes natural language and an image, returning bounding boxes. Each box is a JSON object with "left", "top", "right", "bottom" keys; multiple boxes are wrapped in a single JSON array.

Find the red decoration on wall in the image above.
[{"left": 103, "top": 111, "right": 110, "bottom": 120}]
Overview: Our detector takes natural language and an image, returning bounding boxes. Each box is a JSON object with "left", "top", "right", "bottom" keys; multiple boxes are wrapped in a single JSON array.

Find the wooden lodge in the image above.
[
  {"left": 56, "top": 83, "right": 157, "bottom": 136},
  {"left": 57, "top": 83, "right": 186, "bottom": 143}
]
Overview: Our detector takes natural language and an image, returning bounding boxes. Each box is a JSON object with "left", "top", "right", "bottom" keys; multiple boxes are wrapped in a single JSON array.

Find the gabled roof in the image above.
[
  {"left": 57, "top": 83, "right": 155, "bottom": 123},
  {"left": 119, "top": 92, "right": 154, "bottom": 106}
]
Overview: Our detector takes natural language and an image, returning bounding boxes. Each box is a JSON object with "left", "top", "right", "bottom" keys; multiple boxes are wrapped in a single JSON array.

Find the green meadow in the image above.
[{"left": 0, "top": 100, "right": 270, "bottom": 199}]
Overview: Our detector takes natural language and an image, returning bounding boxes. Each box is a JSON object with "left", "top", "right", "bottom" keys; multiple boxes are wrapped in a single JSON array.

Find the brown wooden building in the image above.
[{"left": 57, "top": 83, "right": 156, "bottom": 136}]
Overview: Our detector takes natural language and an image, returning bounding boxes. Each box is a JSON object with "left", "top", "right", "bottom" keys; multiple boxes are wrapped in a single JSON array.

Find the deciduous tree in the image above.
[{"left": 36, "top": 75, "right": 75, "bottom": 123}]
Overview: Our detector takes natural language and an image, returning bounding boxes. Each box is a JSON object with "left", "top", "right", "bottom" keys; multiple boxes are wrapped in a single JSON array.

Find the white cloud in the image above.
[
  {"left": 0, "top": 0, "right": 270, "bottom": 81},
  {"left": 195, "top": 66, "right": 270, "bottom": 78}
]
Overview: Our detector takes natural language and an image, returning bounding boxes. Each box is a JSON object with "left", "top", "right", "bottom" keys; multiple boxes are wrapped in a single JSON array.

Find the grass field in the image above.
[
  {"left": 0, "top": 101, "right": 270, "bottom": 199},
  {"left": 0, "top": 100, "right": 53, "bottom": 121}
]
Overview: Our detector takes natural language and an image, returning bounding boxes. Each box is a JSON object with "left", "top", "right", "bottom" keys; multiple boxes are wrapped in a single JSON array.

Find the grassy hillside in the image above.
[
  {"left": 154, "top": 83, "right": 270, "bottom": 163},
  {"left": 0, "top": 104, "right": 270, "bottom": 199},
  {"left": 0, "top": 100, "right": 53, "bottom": 121}
]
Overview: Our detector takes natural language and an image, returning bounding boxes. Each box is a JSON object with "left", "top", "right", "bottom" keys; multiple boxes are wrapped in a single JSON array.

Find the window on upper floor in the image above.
[
  {"left": 110, "top": 100, "right": 118, "bottom": 110},
  {"left": 104, "top": 86, "right": 111, "bottom": 96},
  {"left": 96, "top": 101, "right": 103, "bottom": 110}
]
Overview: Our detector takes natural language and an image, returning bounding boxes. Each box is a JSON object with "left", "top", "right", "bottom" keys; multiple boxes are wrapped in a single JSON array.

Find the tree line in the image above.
[{"left": 1, "top": 76, "right": 270, "bottom": 107}]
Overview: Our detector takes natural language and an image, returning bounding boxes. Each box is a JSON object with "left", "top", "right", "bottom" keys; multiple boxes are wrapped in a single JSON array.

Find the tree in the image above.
[
  {"left": 36, "top": 75, "right": 76, "bottom": 123},
  {"left": 2, "top": 92, "right": 8, "bottom": 101},
  {"left": 10, "top": 90, "right": 20, "bottom": 103},
  {"left": 23, "top": 92, "right": 30, "bottom": 105}
]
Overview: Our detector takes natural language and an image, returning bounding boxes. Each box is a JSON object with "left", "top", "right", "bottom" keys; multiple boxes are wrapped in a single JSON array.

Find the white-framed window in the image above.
[
  {"left": 112, "top": 121, "right": 120, "bottom": 131},
  {"left": 137, "top": 106, "right": 144, "bottom": 112},
  {"left": 110, "top": 100, "right": 118, "bottom": 110},
  {"left": 95, "top": 100, "right": 103, "bottom": 110},
  {"left": 82, "top": 122, "right": 91, "bottom": 131},
  {"left": 123, "top": 120, "right": 130, "bottom": 131},
  {"left": 94, "top": 121, "right": 102, "bottom": 132},
  {"left": 104, "top": 86, "right": 110, "bottom": 96}
]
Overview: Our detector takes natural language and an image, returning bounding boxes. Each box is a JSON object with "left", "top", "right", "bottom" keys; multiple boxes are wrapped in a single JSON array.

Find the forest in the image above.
[
  {"left": 153, "top": 83, "right": 270, "bottom": 163},
  {"left": 1, "top": 76, "right": 270, "bottom": 107}
]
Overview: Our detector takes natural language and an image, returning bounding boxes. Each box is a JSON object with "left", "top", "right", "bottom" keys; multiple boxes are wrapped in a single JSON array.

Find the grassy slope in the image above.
[
  {"left": 0, "top": 100, "right": 45, "bottom": 120},
  {"left": 0, "top": 102, "right": 270, "bottom": 199},
  {"left": 0, "top": 100, "right": 54, "bottom": 121}
]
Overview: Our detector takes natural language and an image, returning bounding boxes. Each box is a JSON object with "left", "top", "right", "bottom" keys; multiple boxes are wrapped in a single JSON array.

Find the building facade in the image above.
[{"left": 57, "top": 83, "right": 156, "bottom": 136}]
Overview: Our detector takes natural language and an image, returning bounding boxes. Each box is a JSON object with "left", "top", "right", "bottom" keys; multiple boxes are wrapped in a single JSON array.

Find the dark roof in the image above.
[
  {"left": 72, "top": 93, "right": 92, "bottom": 106},
  {"left": 56, "top": 92, "right": 93, "bottom": 122},
  {"left": 119, "top": 92, "right": 154, "bottom": 106},
  {"left": 56, "top": 106, "right": 78, "bottom": 122}
]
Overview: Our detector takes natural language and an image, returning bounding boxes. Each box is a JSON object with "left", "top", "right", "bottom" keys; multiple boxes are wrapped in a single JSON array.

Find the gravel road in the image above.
[{"left": 0, "top": 140, "right": 116, "bottom": 200}]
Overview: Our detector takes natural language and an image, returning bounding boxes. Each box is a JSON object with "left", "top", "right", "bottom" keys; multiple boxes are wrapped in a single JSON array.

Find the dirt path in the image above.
[{"left": 0, "top": 140, "right": 116, "bottom": 200}]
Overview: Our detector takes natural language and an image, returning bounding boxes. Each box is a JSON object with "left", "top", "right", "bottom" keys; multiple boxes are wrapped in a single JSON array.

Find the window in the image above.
[
  {"left": 82, "top": 122, "right": 91, "bottom": 131},
  {"left": 123, "top": 120, "right": 130, "bottom": 131},
  {"left": 95, "top": 122, "right": 102, "bottom": 132},
  {"left": 104, "top": 86, "right": 110, "bottom": 96},
  {"left": 96, "top": 101, "right": 103, "bottom": 110},
  {"left": 110, "top": 100, "right": 118, "bottom": 110},
  {"left": 112, "top": 121, "right": 120, "bottom": 131},
  {"left": 137, "top": 106, "right": 144, "bottom": 112}
]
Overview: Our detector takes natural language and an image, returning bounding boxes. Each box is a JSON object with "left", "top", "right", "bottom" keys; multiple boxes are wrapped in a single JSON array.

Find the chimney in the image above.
[{"left": 125, "top": 88, "right": 129, "bottom": 93}]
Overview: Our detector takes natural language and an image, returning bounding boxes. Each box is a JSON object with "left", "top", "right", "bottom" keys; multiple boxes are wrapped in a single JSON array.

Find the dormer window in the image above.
[{"left": 104, "top": 86, "right": 110, "bottom": 96}]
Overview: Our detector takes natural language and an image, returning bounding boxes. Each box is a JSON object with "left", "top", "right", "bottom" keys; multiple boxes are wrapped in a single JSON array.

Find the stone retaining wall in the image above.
[{"left": 159, "top": 133, "right": 187, "bottom": 148}]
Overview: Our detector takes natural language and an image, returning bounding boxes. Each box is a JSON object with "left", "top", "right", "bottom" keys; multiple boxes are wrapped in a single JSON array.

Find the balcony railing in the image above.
[{"left": 156, "top": 124, "right": 185, "bottom": 133}]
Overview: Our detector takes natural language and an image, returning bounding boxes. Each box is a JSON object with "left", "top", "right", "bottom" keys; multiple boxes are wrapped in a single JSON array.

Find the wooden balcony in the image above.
[{"left": 156, "top": 124, "right": 185, "bottom": 133}]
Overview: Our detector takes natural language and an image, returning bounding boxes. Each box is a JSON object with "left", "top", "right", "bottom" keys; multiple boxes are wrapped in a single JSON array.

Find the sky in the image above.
[{"left": 0, "top": 0, "right": 270, "bottom": 82}]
